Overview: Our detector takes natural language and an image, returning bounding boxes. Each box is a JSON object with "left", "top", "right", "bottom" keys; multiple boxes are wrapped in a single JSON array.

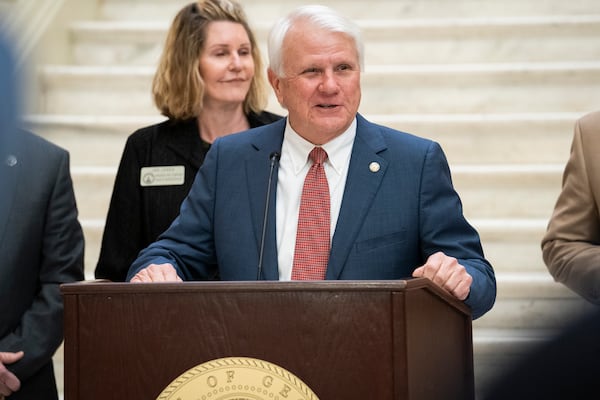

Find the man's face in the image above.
[{"left": 269, "top": 20, "right": 361, "bottom": 145}]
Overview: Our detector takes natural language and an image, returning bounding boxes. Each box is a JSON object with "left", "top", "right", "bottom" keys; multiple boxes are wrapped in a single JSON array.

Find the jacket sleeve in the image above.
[
  {"left": 420, "top": 141, "right": 496, "bottom": 319},
  {"left": 541, "top": 117, "right": 600, "bottom": 303}
]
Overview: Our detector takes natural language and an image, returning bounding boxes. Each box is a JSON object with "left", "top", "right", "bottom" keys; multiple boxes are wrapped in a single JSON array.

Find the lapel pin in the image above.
[
  {"left": 369, "top": 162, "right": 380, "bottom": 173},
  {"left": 5, "top": 154, "right": 17, "bottom": 167}
]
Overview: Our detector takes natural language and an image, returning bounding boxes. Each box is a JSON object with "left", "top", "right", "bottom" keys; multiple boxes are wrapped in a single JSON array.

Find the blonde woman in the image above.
[{"left": 96, "top": 0, "right": 281, "bottom": 281}]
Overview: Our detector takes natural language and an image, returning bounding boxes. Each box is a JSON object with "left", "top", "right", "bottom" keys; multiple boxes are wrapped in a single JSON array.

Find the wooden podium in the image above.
[{"left": 61, "top": 278, "right": 474, "bottom": 399}]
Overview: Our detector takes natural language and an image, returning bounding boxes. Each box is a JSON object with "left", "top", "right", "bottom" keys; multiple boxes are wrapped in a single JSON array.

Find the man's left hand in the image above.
[{"left": 412, "top": 251, "right": 472, "bottom": 300}]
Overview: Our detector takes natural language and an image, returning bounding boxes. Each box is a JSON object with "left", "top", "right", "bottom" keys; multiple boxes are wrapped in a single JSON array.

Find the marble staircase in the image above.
[{"left": 8, "top": 0, "right": 600, "bottom": 398}]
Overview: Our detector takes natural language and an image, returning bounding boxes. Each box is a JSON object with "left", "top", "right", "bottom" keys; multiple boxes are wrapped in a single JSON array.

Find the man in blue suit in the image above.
[{"left": 128, "top": 5, "right": 496, "bottom": 319}]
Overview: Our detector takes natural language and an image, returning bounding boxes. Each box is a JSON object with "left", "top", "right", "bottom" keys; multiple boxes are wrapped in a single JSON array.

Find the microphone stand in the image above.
[{"left": 257, "top": 151, "right": 280, "bottom": 280}]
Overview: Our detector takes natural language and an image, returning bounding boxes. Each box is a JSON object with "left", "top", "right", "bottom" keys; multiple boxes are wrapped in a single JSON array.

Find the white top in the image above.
[{"left": 276, "top": 118, "right": 357, "bottom": 280}]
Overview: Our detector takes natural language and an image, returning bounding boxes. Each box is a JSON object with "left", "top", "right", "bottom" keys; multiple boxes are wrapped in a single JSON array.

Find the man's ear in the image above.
[{"left": 267, "top": 68, "right": 283, "bottom": 104}]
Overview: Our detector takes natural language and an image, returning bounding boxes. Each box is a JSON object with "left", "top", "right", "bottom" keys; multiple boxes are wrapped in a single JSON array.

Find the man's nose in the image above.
[{"left": 318, "top": 71, "right": 339, "bottom": 92}]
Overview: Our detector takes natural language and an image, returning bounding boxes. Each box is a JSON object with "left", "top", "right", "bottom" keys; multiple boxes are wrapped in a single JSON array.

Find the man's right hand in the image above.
[
  {"left": 129, "top": 263, "right": 183, "bottom": 282},
  {"left": 0, "top": 351, "right": 24, "bottom": 398}
]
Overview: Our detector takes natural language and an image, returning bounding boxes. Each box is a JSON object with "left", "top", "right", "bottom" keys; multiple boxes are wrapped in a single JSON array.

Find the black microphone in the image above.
[{"left": 257, "top": 151, "right": 280, "bottom": 280}]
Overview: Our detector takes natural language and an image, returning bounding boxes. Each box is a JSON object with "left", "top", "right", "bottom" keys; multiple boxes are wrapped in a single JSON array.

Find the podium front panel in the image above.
[{"left": 62, "top": 279, "right": 472, "bottom": 400}]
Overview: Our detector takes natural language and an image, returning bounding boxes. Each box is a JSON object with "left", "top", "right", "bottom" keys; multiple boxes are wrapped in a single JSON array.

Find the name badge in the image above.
[{"left": 140, "top": 166, "right": 185, "bottom": 187}]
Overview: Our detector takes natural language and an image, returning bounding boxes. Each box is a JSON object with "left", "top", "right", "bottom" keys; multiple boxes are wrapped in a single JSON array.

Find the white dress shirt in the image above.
[{"left": 276, "top": 118, "right": 356, "bottom": 280}]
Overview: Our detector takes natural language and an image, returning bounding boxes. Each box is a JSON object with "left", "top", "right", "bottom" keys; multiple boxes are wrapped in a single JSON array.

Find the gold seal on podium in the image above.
[{"left": 156, "top": 357, "right": 319, "bottom": 400}]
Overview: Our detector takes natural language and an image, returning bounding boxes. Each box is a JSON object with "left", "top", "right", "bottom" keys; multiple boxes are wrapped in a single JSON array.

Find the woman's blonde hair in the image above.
[{"left": 152, "top": 0, "right": 268, "bottom": 120}]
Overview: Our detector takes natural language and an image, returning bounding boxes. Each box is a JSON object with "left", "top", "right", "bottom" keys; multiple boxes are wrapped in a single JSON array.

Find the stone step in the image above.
[
  {"left": 360, "top": 15, "right": 600, "bottom": 65},
  {"left": 363, "top": 62, "right": 600, "bottom": 114},
  {"left": 473, "top": 272, "right": 595, "bottom": 330},
  {"left": 72, "top": 166, "right": 115, "bottom": 221},
  {"left": 98, "top": 0, "right": 600, "bottom": 21},
  {"left": 346, "top": 16, "right": 600, "bottom": 65},
  {"left": 35, "top": 62, "right": 600, "bottom": 115},
  {"left": 474, "top": 218, "right": 548, "bottom": 274},
  {"left": 35, "top": 65, "right": 157, "bottom": 115},
  {"left": 69, "top": 15, "right": 600, "bottom": 66},
  {"left": 24, "top": 114, "right": 162, "bottom": 166},
  {"left": 454, "top": 164, "right": 563, "bottom": 219},
  {"left": 473, "top": 328, "right": 556, "bottom": 357},
  {"left": 81, "top": 219, "right": 103, "bottom": 279},
  {"left": 24, "top": 112, "right": 578, "bottom": 166},
  {"left": 374, "top": 113, "right": 576, "bottom": 166}
]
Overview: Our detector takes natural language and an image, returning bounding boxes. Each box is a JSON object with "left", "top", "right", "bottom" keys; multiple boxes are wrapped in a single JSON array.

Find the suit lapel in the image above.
[
  {"left": 245, "top": 119, "right": 286, "bottom": 280},
  {"left": 0, "top": 139, "right": 21, "bottom": 246},
  {"left": 327, "top": 115, "right": 388, "bottom": 279}
]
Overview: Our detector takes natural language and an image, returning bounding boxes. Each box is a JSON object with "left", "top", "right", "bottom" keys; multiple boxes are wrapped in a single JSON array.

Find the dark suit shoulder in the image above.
[
  {"left": 125, "top": 118, "right": 197, "bottom": 146},
  {"left": 16, "top": 129, "right": 68, "bottom": 162},
  {"left": 373, "top": 120, "right": 432, "bottom": 144},
  {"left": 215, "top": 117, "right": 286, "bottom": 152},
  {"left": 249, "top": 110, "right": 283, "bottom": 127},
  {"left": 20, "top": 129, "right": 66, "bottom": 151},
  {"left": 120, "top": 118, "right": 206, "bottom": 170},
  {"left": 357, "top": 114, "right": 436, "bottom": 154}
]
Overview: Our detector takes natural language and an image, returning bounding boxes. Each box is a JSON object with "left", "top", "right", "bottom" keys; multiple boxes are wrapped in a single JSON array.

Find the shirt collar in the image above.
[{"left": 283, "top": 117, "right": 357, "bottom": 176}]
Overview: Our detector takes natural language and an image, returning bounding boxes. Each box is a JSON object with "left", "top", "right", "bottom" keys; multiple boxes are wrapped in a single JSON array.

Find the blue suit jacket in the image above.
[{"left": 129, "top": 114, "right": 496, "bottom": 318}]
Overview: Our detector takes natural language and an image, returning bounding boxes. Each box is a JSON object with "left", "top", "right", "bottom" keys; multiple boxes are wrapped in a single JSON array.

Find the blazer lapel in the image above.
[
  {"left": 327, "top": 115, "right": 388, "bottom": 279},
  {"left": 0, "top": 140, "right": 20, "bottom": 246},
  {"left": 245, "top": 119, "right": 286, "bottom": 280}
]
